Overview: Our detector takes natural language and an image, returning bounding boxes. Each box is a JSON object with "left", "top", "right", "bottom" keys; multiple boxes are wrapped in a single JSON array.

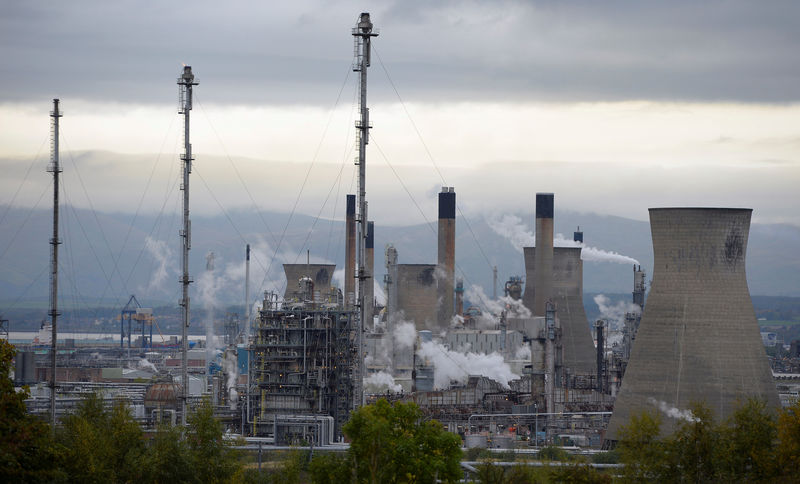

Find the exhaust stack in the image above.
[
  {"left": 437, "top": 187, "right": 456, "bottom": 327},
  {"left": 345, "top": 194, "right": 356, "bottom": 308},
  {"left": 533, "top": 193, "right": 554, "bottom": 316},
  {"left": 365, "top": 221, "right": 374, "bottom": 326}
]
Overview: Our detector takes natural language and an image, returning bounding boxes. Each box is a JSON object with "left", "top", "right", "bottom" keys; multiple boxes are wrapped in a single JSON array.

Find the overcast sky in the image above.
[{"left": 1, "top": 0, "right": 799, "bottom": 227}]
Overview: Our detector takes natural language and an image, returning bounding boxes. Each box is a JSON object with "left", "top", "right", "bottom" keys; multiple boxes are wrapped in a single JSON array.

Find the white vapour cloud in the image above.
[
  {"left": 594, "top": 294, "right": 641, "bottom": 347},
  {"left": 393, "top": 321, "right": 417, "bottom": 350},
  {"left": 486, "top": 214, "right": 639, "bottom": 264},
  {"left": 364, "top": 371, "right": 402, "bottom": 393},
  {"left": 487, "top": 214, "right": 535, "bottom": 252},
  {"left": 514, "top": 343, "right": 531, "bottom": 360},
  {"left": 222, "top": 351, "right": 239, "bottom": 410},
  {"left": 463, "top": 284, "right": 532, "bottom": 328},
  {"left": 418, "top": 341, "right": 519, "bottom": 389},
  {"left": 332, "top": 268, "right": 344, "bottom": 289},
  {"left": 373, "top": 279, "right": 387, "bottom": 306},
  {"left": 594, "top": 294, "right": 640, "bottom": 332},
  {"left": 137, "top": 357, "right": 157, "bottom": 373},
  {"left": 648, "top": 398, "right": 699, "bottom": 422},
  {"left": 143, "top": 236, "right": 173, "bottom": 292}
]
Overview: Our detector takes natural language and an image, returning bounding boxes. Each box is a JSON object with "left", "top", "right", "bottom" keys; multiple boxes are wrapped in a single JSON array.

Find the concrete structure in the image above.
[
  {"left": 523, "top": 247, "right": 596, "bottom": 375},
  {"left": 396, "top": 264, "right": 438, "bottom": 331},
  {"left": 437, "top": 187, "right": 456, "bottom": 327},
  {"left": 532, "top": 193, "right": 554, "bottom": 316},
  {"left": 607, "top": 208, "right": 780, "bottom": 439},
  {"left": 365, "top": 221, "right": 375, "bottom": 324},
  {"left": 345, "top": 195, "right": 356, "bottom": 307},
  {"left": 283, "top": 264, "right": 335, "bottom": 301}
]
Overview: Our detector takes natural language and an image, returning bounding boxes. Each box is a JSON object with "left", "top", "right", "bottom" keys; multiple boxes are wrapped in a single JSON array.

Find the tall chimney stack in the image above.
[
  {"left": 345, "top": 194, "right": 356, "bottom": 308},
  {"left": 533, "top": 193, "right": 554, "bottom": 316},
  {"left": 365, "top": 221, "right": 375, "bottom": 327},
  {"left": 437, "top": 187, "right": 456, "bottom": 327}
]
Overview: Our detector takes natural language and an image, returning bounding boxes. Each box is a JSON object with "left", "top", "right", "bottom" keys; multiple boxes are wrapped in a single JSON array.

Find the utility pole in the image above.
[
  {"left": 178, "top": 66, "right": 197, "bottom": 425},
  {"left": 47, "top": 98, "right": 62, "bottom": 429},
  {"left": 352, "top": 12, "right": 378, "bottom": 407}
]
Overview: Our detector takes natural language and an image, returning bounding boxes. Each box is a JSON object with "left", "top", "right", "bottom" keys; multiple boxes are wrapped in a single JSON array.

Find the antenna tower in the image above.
[
  {"left": 178, "top": 66, "right": 198, "bottom": 425},
  {"left": 352, "top": 12, "right": 378, "bottom": 407},
  {"left": 47, "top": 98, "right": 62, "bottom": 429}
]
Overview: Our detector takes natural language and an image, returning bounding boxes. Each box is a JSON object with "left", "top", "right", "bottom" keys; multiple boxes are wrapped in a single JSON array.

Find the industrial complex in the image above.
[{"left": 6, "top": 12, "right": 796, "bottom": 456}]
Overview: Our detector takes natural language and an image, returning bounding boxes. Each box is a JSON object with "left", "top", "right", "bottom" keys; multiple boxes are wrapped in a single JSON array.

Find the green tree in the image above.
[
  {"left": 666, "top": 403, "right": 720, "bottom": 483},
  {"left": 136, "top": 424, "right": 195, "bottom": 484},
  {"left": 0, "top": 340, "right": 62, "bottom": 482},
  {"left": 308, "top": 452, "right": 352, "bottom": 484},
  {"left": 718, "top": 398, "right": 778, "bottom": 482},
  {"left": 616, "top": 410, "right": 668, "bottom": 483},
  {"left": 185, "top": 399, "right": 241, "bottom": 483},
  {"left": 56, "top": 392, "right": 146, "bottom": 483},
  {"left": 777, "top": 400, "right": 800, "bottom": 483},
  {"left": 342, "top": 399, "right": 462, "bottom": 484}
]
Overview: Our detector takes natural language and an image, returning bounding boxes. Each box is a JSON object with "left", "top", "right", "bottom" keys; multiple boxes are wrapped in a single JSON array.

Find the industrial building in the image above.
[{"left": 606, "top": 208, "right": 780, "bottom": 441}]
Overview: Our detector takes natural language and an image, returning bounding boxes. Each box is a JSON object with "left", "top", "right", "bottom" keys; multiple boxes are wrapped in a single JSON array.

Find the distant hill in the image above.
[{"left": 1, "top": 205, "right": 798, "bottom": 320}]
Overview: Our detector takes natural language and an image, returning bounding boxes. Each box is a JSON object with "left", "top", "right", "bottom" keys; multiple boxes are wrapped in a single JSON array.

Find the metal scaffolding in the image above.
[{"left": 248, "top": 290, "right": 356, "bottom": 442}]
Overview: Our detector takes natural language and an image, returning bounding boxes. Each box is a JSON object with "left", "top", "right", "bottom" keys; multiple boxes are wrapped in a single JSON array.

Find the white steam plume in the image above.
[
  {"left": 514, "top": 343, "right": 531, "bottom": 360},
  {"left": 487, "top": 214, "right": 535, "bottom": 252},
  {"left": 594, "top": 294, "right": 641, "bottom": 347},
  {"left": 393, "top": 321, "right": 417, "bottom": 349},
  {"left": 418, "top": 341, "right": 519, "bottom": 389},
  {"left": 486, "top": 214, "right": 639, "bottom": 264},
  {"left": 648, "top": 398, "right": 699, "bottom": 422},
  {"left": 364, "top": 371, "right": 402, "bottom": 393},
  {"left": 143, "top": 236, "right": 173, "bottom": 292},
  {"left": 223, "top": 351, "right": 239, "bottom": 410},
  {"left": 373, "top": 279, "right": 387, "bottom": 306},
  {"left": 137, "top": 357, "right": 157, "bottom": 373},
  {"left": 464, "top": 284, "right": 532, "bottom": 328}
]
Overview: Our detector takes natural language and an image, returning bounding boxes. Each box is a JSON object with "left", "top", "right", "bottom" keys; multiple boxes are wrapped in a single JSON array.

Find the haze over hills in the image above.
[{"left": 1, "top": 204, "right": 798, "bottom": 318}]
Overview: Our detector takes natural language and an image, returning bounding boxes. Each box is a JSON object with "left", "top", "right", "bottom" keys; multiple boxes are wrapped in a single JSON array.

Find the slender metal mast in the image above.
[
  {"left": 178, "top": 66, "right": 197, "bottom": 425},
  {"left": 352, "top": 13, "right": 378, "bottom": 407},
  {"left": 47, "top": 98, "right": 62, "bottom": 429}
]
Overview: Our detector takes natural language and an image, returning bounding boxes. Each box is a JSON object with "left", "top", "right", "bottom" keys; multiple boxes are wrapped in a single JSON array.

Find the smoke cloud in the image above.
[{"left": 418, "top": 341, "right": 519, "bottom": 389}]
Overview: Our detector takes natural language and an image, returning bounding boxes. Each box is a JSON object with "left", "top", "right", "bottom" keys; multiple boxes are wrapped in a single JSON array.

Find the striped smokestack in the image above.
[
  {"left": 533, "top": 193, "right": 554, "bottom": 316},
  {"left": 345, "top": 194, "right": 356, "bottom": 308},
  {"left": 437, "top": 187, "right": 456, "bottom": 327},
  {"left": 365, "top": 221, "right": 374, "bottom": 327}
]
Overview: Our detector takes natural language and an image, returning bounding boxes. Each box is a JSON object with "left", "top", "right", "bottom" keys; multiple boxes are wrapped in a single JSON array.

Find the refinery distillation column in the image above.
[
  {"left": 48, "top": 99, "right": 62, "bottom": 428},
  {"left": 178, "top": 66, "right": 198, "bottom": 425},
  {"left": 352, "top": 13, "right": 377, "bottom": 407}
]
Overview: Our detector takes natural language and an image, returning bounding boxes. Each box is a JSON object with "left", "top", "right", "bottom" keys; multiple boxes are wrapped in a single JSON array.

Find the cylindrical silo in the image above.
[{"left": 606, "top": 208, "right": 779, "bottom": 440}]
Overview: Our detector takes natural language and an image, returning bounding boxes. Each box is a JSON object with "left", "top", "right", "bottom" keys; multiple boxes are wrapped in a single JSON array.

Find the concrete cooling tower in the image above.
[
  {"left": 282, "top": 264, "right": 336, "bottom": 300},
  {"left": 522, "top": 247, "right": 596, "bottom": 375},
  {"left": 606, "top": 208, "right": 779, "bottom": 440}
]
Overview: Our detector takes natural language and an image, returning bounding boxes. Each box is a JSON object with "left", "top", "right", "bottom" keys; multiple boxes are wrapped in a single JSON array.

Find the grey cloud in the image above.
[{"left": 2, "top": 0, "right": 800, "bottom": 104}]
